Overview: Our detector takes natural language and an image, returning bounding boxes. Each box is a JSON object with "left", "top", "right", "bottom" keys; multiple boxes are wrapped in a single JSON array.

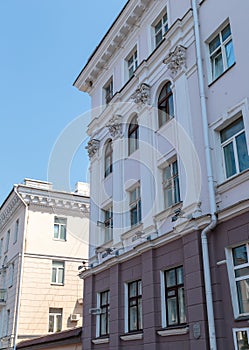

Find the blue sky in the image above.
[{"left": 0, "top": 0, "right": 127, "bottom": 204}]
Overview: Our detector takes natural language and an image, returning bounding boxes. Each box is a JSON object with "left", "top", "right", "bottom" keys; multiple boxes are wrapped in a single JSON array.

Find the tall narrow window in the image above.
[
  {"left": 221, "top": 117, "right": 249, "bottom": 178},
  {"left": 128, "top": 280, "right": 142, "bottom": 332},
  {"left": 99, "top": 290, "right": 110, "bottom": 336},
  {"left": 129, "top": 186, "right": 141, "bottom": 227},
  {"left": 165, "top": 266, "right": 186, "bottom": 326},
  {"left": 154, "top": 11, "right": 168, "bottom": 47},
  {"left": 48, "top": 308, "right": 62, "bottom": 333},
  {"left": 127, "top": 49, "right": 138, "bottom": 79},
  {"left": 163, "top": 159, "right": 180, "bottom": 208},
  {"left": 128, "top": 115, "right": 139, "bottom": 155},
  {"left": 14, "top": 219, "right": 19, "bottom": 244},
  {"left": 209, "top": 23, "right": 235, "bottom": 81},
  {"left": 158, "top": 82, "right": 174, "bottom": 127},
  {"left": 0, "top": 238, "right": 3, "bottom": 257},
  {"left": 54, "top": 217, "right": 67, "bottom": 240},
  {"left": 104, "top": 78, "right": 113, "bottom": 105},
  {"left": 51, "top": 261, "right": 65, "bottom": 285},
  {"left": 9, "top": 263, "right": 14, "bottom": 287},
  {"left": 104, "top": 140, "right": 113, "bottom": 177},
  {"left": 5, "top": 230, "right": 10, "bottom": 252},
  {"left": 104, "top": 207, "right": 113, "bottom": 242},
  {"left": 5, "top": 310, "right": 10, "bottom": 336}
]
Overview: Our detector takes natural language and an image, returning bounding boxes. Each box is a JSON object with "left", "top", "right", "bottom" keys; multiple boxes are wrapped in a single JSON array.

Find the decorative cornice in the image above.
[
  {"left": 130, "top": 83, "right": 150, "bottom": 105},
  {"left": 0, "top": 195, "right": 21, "bottom": 230},
  {"left": 106, "top": 114, "right": 123, "bottom": 138},
  {"left": 85, "top": 139, "right": 100, "bottom": 159},
  {"left": 163, "top": 45, "right": 187, "bottom": 77}
]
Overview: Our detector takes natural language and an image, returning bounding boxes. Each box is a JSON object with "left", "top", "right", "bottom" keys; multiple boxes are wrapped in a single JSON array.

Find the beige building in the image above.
[{"left": 0, "top": 179, "right": 89, "bottom": 350}]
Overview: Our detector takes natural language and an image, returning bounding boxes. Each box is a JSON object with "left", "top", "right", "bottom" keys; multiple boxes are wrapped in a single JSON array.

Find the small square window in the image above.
[{"left": 54, "top": 217, "right": 67, "bottom": 240}]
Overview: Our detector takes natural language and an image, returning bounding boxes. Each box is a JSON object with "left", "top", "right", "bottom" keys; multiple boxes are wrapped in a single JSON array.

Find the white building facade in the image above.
[
  {"left": 75, "top": 1, "right": 249, "bottom": 349},
  {"left": 0, "top": 179, "right": 89, "bottom": 349}
]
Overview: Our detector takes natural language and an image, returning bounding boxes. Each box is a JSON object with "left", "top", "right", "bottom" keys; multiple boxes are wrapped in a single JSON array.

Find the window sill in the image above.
[
  {"left": 53, "top": 238, "right": 67, "bottom": 242},
  {"left": 50, "top": 283, "right": 64, "bottom": 286},
  {"left": 235, "top": 315, "right": 249, "bottom": 322},
  {"left": 154, "top": 201, "right": 183, "bottom": 222},
  {"left": 120, "top": 332, "right": 143, "bottom": 341},
  {"left": 92, "top": 337, "right": 110, "bottom": 344},
  {"left": 121, "top": 223, "right": 143, "bottom": 241},
  {"left": 217, "top": 168, "right": 249, "bottom": 195},
  {"left": 208, "top": 62, "right": 236, "bottom": 87},
  {"left": 157, "top": 326, "right": 189, "bottom": 337}
]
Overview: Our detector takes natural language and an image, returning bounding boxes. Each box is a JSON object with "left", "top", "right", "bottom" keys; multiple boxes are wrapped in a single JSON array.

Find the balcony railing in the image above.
[{"left": 0, "top": 289, "right": 6, "bottom": 304}]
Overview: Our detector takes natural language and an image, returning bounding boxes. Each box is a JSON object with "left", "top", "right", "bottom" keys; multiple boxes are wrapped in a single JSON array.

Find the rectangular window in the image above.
[
  {"left": 163, "top": 160, "right": 180, "bottom": 208},
  {"left": 104, "top": 207, "right": 113, "bottom": 243},
  {"left": 126, "top": 49, "right": 138, "bottom": 79},
  {"left": 128, "top": 280, "right": 142, "bottom": 332},
  {"left": 164, "top": 266, "right": 186, "bottom": 326},
  {"left": 221, "top": 117, "right": 249, "bottom": 178},
  {"left": 0, "top": 238, "right": 3, "bottom": 257},
  {"left": 99, "top": 290, "right": 110, "bottom": 337},
  {"left": 54, "top": 217, "right": 67, "bottom": 240},
  {"left": 233, "top": 328, "right": 249, "bottom": 350},
  {"left": 48, "top": 308, "right": 62, "bottom": 333},
  {"left": 104, "top": 78, "right": 113, "bottom": 105},
  {"left": 9, "top": 263, "right": 14, "bottom": 288},
  {"left": 129, "top": 186, "right": 141, "bottom": 227},
  {"left": 14, "top": 219, "right": 19, "bottom": 244},
  {"left": 5, "top": 230, "right": 10, "bottom": 252},
  {"left": 154, "top": 11, "right": 168, "bottom": 48},
  {"left": 51, "top": 261, "right": 65, "bottom": 285},
  {"left": 5, "top": 309, "right": 10, "bottom": 336},
  {"left": 209, "top": 23, "right": 235, "bottom": 81}
]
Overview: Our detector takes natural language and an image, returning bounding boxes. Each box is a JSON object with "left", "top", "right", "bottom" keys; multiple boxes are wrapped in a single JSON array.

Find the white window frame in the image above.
[
  {"left": 129, "top": 185, "right": 141, "bottom": 227},
  {"left": 162, "top": 158, "right": 181, "bottom": 209},
  {"left": 14, "top": 219, "right": 19, "bottom": 244},
  {"left": 233, "top": 328, "right": 249, "bottom": 350},
  {"left": 0, "top": 238, "right": 3, "bottom": 257},
  {"left": 103, "top": 206, "right": 113, "bottom": 243},
  {"left": 9, "top": 263, "right": 14, "bottom": 288},
  {"left": 5, "top": 230, "right": 10, "bottom": 252},
  {"left": 48, "top": 308, "right": 62, "bottom": 333},
  {"left": 226, "top": 243, "right": 249, "bottom": 318},
  {"left": 126, "top": 47, "right": 138, "bottom": 80},
  {"left": 152, "top": 9, "right": 168, "bottom": 49},
  {"left": 96, "top": 290, "right": 110, "bottom": 338},
  {"left": 207, "top": 21, "right": 235, "bottom": 82},
  {"left": 51, "top": 261, "right": 65, "bottom": 285},
  {"left": 103, "top": 77, "right": 113, "bottom": 105},
  {"left": 53, "top": 217, "right": 67, "bottom": 241},
  {"left": 124, "top": 280, "right": 142, "bottom": 333}
]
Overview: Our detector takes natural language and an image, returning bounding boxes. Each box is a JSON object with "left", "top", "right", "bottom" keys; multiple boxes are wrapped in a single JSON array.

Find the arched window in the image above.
[
  {"left": 128, "top": 115, "right": 139, "bottom": 155},
  {"left": 158, "top": 82, "right": 174, "bottom": 127},
  {"left": 104, "top": 140, "right": 113, "bottom": 177}
]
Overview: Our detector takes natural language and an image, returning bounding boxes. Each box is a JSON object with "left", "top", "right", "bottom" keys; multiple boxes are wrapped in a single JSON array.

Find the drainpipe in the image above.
[
  {"left": 13, "top": 186, "right": 28, "bottom": 350},
  {"left": 191, "top": 1, "right": 217, "bottom": 350}
]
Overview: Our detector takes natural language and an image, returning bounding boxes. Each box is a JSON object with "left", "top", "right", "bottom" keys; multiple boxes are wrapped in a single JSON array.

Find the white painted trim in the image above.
[
  {"left": 120, "top": 333, "right": 143, "bottom": 341},
  {"left": 92, "top": 337, "right": 110, "bottom": 344},
  {"left": 124, "top": 283, "right": 128, "bottom": 333},
  {"left": 233, "top": 328, "right": 249, "bottom": 350},
  {"left": 157, "top": 326, "right": 189, "bottom": 337},
  {"left": 160, "top": 270, "right": 166, "bottom": 327},
  {"left": 96, "top": 293, "right": 101, "bottom": 338}
]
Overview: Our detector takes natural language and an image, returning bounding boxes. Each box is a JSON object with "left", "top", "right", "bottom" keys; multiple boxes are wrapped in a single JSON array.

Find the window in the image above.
[
  {"left": 129, "top": 186, "right": 141, "bottom": 227},
  {"left": 104, "top": 78, "right": 113, "bottom": 105},
  {"left": 126, "top": 49, "right": 138, "bottom": 79},
  {"left": 233, "top": 328, "right": 249, "bottom": 350},
  {"left": 103, "top": 207, "right": 113, "bottom": 242},
  {"left": 154, "top": 11, "right": 168, "bottom": 47},
  {"left": 14, "top": 219, "right": 19, "bottom": 244},
  {"left": 0, "top": 238, "right": 3, "bottom": 257},
  {"left": 51, "top": 261, "right": 65, "bottom": 285},
  {"left": 5, "top": 230, "right": 10, "bottom": 252},
  {"left": 104, "top": 139, "right": 113, "bottom": 177},
  {"left": 158, "top": 82, "right": 174, "bottom": 127},
  {"left": 128, "top": 280, "right": 142, "bottom": 332},
  {"left": 98, "top": 290, "right": 110, "bottom": 337},
  {"left": 128, "top": 115, "right": 139, "bottom": 155},
  {"left": 48, "top": 308, "right": 62, "bottom": 333},
  {"left": 5, "top": 309, "right": 10, "bottom": 336},
  {"left": 54, "top": 217, "right": 67, "bottom": 240},
  {"left": 9, "top": 263, "right": 14, "bottom": 288},
  {"left": 163, "top": 159, "right": 180, "bottom": 208},
  {"left": 164, "top": 266, "right": 186, "bottom": 326},
  {"left": 209, "top": 23, "right": 235, "bottom": 81},
  {"left": 221, "top": 117, "right": 249, "bottom": 178}
]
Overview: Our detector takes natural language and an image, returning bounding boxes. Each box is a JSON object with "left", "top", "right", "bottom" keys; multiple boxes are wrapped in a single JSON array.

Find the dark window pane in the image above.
[
  {"left": 233, "top": 245, "right": 248, "bottom": 266},
  {"left": 223, "top": 142, "right": 236, "bottom": 178},
  {"left": 220, "top": 118, "right": 244, "bottom": 142},
  {"left": 236, "top": 132, "right": 249, "bottom": 172}
]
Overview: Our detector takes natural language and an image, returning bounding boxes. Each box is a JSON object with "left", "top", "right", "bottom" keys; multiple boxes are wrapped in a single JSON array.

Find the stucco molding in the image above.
[
  {"left": 130, "top": 83, "right": 151, "bottom": 105},
  {"left": 106, "top": 114, "right": 123, "bottom": 138},
  {"left": 85, "top": 139, "right": 100, "bottom": 159},
  {"left": 0, "top": 195, "right": 21, "bottom": 230},
  {"left": 163, "top": 45, "right": 187, "bottom": 78}
]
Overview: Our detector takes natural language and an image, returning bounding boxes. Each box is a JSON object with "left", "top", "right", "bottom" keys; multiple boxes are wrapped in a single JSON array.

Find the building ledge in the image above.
[
  {"left": 92, "top": 337, "right": 110, "bottom": 344},
  {"left": 120, "top": 332, "right": 143, "bottom": 341},
  {"left": 157, "top": 326, "right": 189, "bottom": 337}
]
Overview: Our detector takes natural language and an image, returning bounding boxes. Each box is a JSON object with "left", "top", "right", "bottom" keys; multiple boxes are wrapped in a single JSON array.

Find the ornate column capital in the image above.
[
  {"left": 131, "top": 83, "right": 151, "bottom": 105},
  {"left": 163, "top": 45, "right": 187, "bottom": 77},
  {"left": 106, "top": 114, "right": 123, "bottom": 138},
  {"left": 85, "top": 139, "right": 100, "bottom": 159}
]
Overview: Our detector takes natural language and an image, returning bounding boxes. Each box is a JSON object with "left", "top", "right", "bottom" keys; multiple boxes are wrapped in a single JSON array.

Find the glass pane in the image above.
[
  {"left": 49, "top": 315, "right": 54, "bottom": 332},
  {"left": 168, "top": 94, "right": 174, "bottom": 118},
  {"left": 236, "top": 331, "right": 249, "bottom": 350},
  {"left": 178, "top": 287, "right": 186, "bottom": 323},
  {"left": 56, "top": 315, "right": 62, "bottom": 332},
  {"left": 236, "top": 132, "right": 249, "bottom": 172},
  {"left": 129, "top": 282, "right": 137, "bottom": 297},
  {"left": 131, "top": 207, "right": 138, "bottom": 226},
  {"left": 221, "top": 118, "right": 244, "bottom": 142},
  {"left": 52, "top": 268, "right": 57, "bottom": 283},
  {"left": 237, "top": 279, "right": 249, "bottom": 314},
  {"left": 223, "top": 142, "right": 236, "bottom": 178},
  {"left": 233, "top": 245, "right": 248, "bottom": 266},
  {"left": 101, "top": 291, "right": 107, "bottom": 305},
  {"left": 222, "top": 24, "right": 231, "bottom": 41},
  {"left": 235, "top": 267, "right": 249, "bottom": 278},
  {"left": 138, "top": 298, "right": 143, "bottom": 329},
  {"left": 209, "top": 34, "right": 220, "bottom": 54},
  {"left": 100, "top": 313, "right": 107, "bottom": 335},
  {"left": 174, "top": 176, "right": 180, "bottom": 204},
  {"left": 212, "top": 51, "right": 223, "bottom": 79},
  {"left": 177, "top": 267, "right": 183, "bottom": 284},
  {"left": 164, "top": 187, "right": 172, "bottom": 208},
  {"left": 225, "top": 40, "right": 235, "bottom": 68},
  {"left": 163, "top": 166, "right": 171, "bottom": 181},
  {"left": 129, "top": 306, "right": 137, "bottom": 331},
  {"left": 54, "top": 224, "right": 59, "bottom": 239},
  {"left": 166, "top": 269, "right": 176, "bottom": 287},
  {"left": 155, "top": 32, "right": 162, "bottom": 46},
  {"left": 58, "top": 268, "right": 64, "bottom": 284},
  {"left": 155, "top": 20, "right": 162, "bottom": 33},
  {"left": 138, "top": 280, "right": 142, "bottom": 295},
  {"left": 167, "top": 297, "right": 178, "bottom": 325},
  {"left": 60, "top": 225, "right": 66, "bottom": 240}
]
